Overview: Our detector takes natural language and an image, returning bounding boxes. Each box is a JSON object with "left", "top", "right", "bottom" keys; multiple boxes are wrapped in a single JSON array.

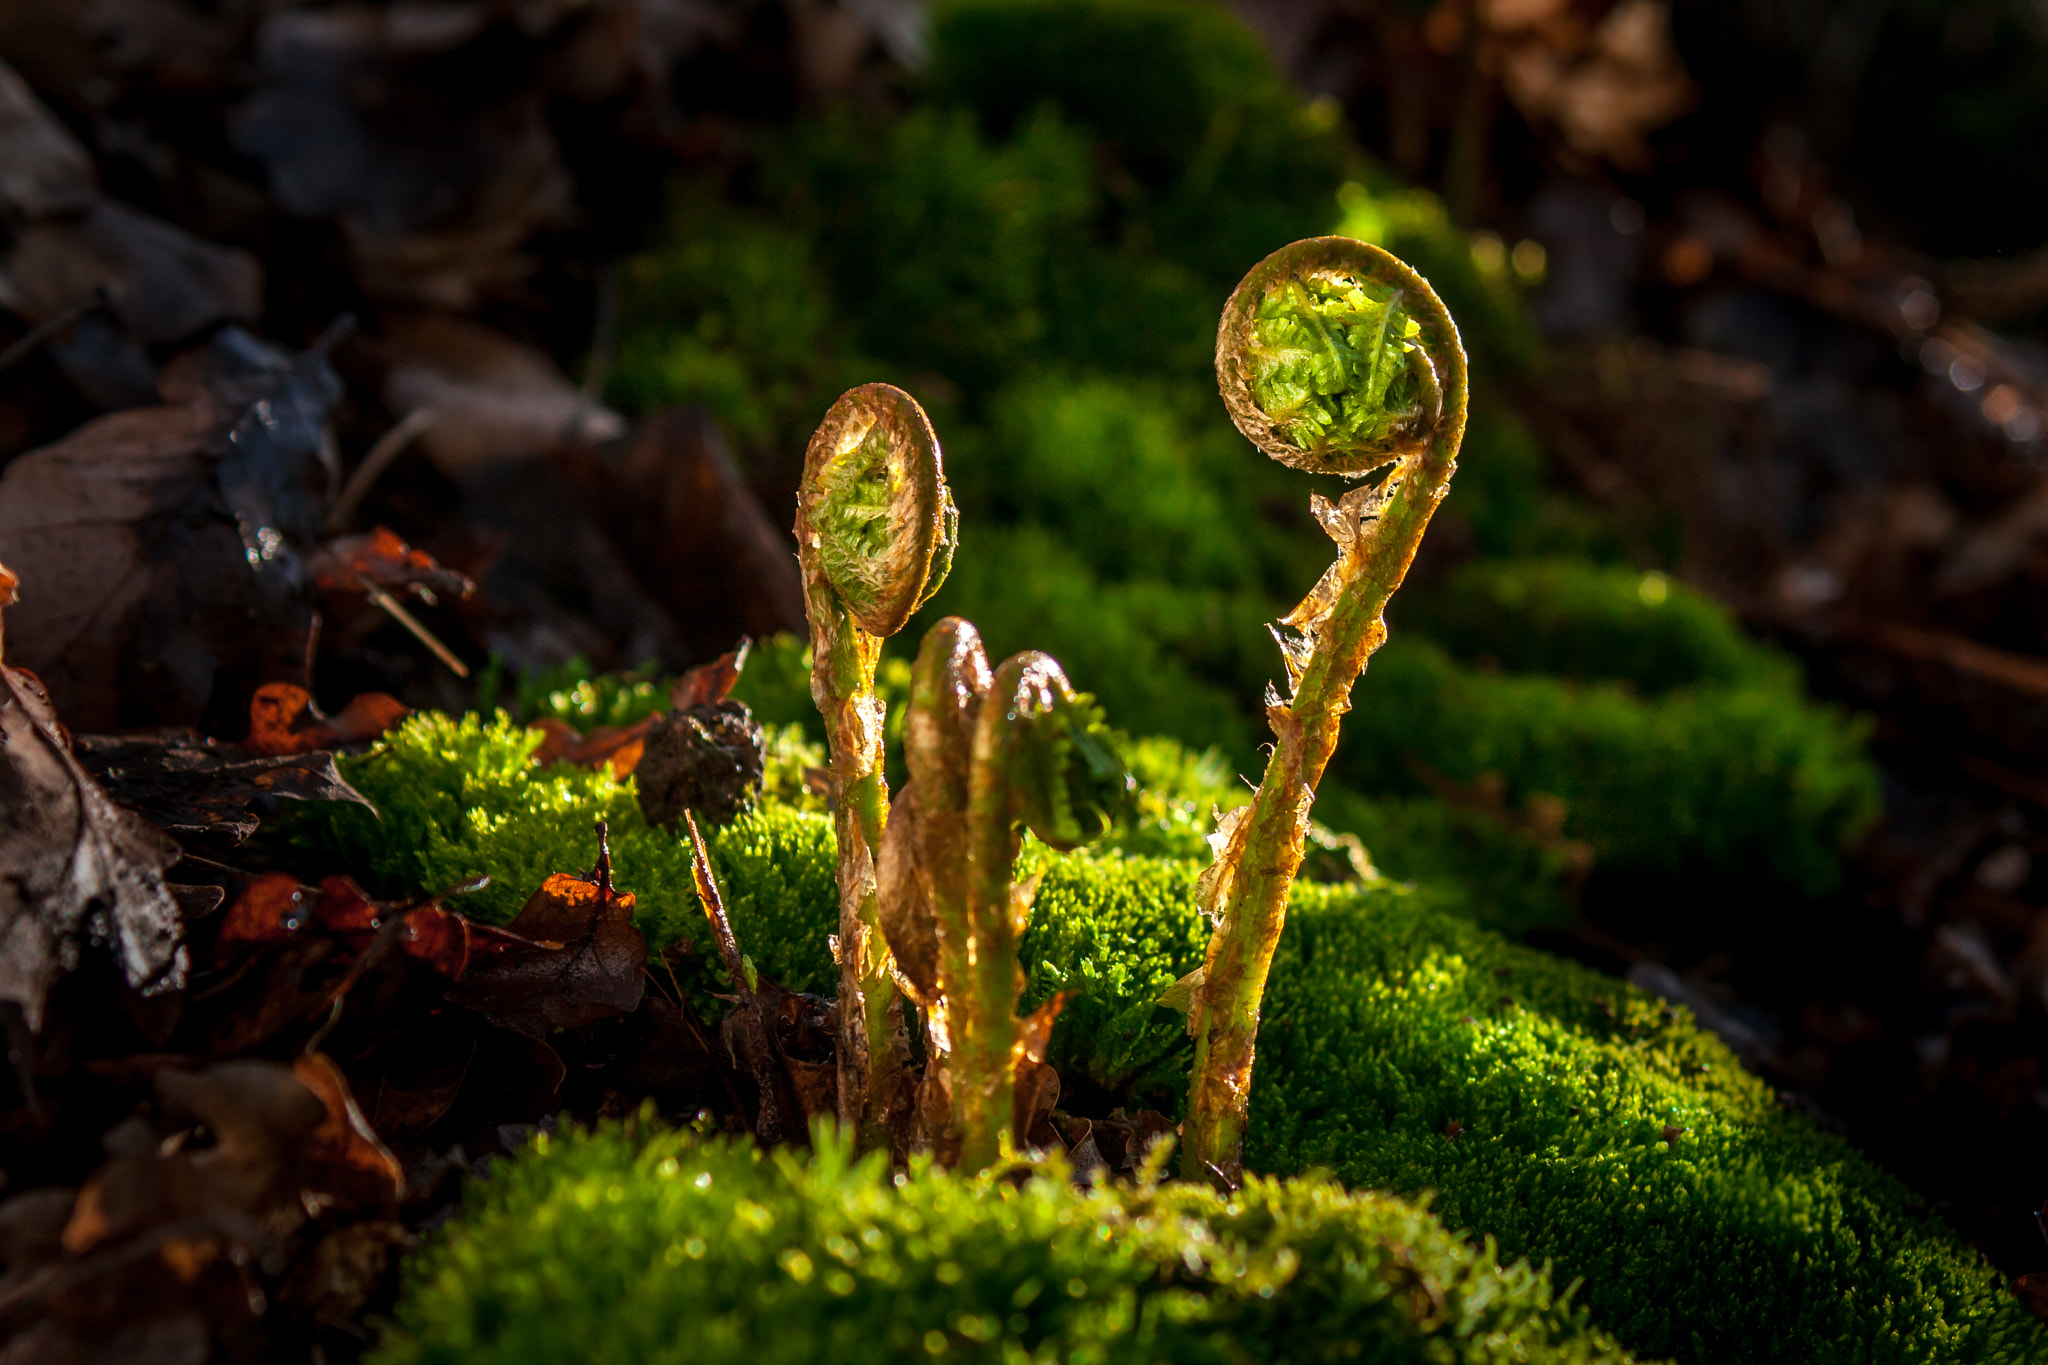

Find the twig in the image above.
[
  {"left": 0, "top": 287, "right": 107, "bottom": 373},
  {"left": 353, "top": 572, "right": 470, "bottom": 678},
  {"left": 581, "top": 261, "right": 621, "bottom": 404},
  {"left": 327, "top": 408, "right": 435, "bottom": 533},
  {"left": 685, "top": 810, "right": 799, "bottom": 1144}
]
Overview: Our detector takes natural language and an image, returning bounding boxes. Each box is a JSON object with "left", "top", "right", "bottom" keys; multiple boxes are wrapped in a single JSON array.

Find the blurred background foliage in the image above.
[{"left": 601, "top": 0, "right": 1879, "bottom": 930}]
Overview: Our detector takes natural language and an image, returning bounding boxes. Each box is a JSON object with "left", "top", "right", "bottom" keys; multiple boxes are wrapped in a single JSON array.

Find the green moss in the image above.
[
  {"left": 928, "top": 0, "right": 1350, "bottom": 291},
  {"left": 289, "top": 723, "right": 2035, "bottom": 1363},
  {"left": 607, "top": 194, "right": 855, "bottom": 450},
  {"left": 287, "top": 711, "right": 840, "bottom": 996},
  {"left": 1339, "top": 639, "right": 1879, "bottom": 894},
  {"left": 1402, "top": 559, "right": 1798, "bottom": 697},
  {"left": 1313, "top": 788, "right": 1578, "bottom": 938},
  {"left": 516, "top": 660, "right": 671, "bottom": 731},
  {"left": 374, "top": 1119, "right": 1639, "bottom": 1365},
  {"left": 1009, "top": 851, "right": 2039, "bottom": 1365},
  {"left": 1246, "top": 882, "right": 2043, "bottom": 1365}
]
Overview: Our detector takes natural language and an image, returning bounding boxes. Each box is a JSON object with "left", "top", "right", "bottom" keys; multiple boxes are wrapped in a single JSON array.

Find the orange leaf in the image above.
[
  {"left": 242, "top": 681, "right": 407, "bottom": 756},
  {"left": 293, "top": 1052, "right": 404, "bottom": 1212}
]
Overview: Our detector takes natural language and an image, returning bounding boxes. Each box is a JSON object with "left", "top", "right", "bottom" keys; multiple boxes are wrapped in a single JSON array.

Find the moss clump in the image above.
[
  {"left": 1012, "top": 853, "right": 2038, "bottom": 1365},
  {"left": 1404, "top": 559, "right": 1797, "bottom": 697},
  {"left": 1338, "top": 638, "right": 1879, "bottom": 893},
  {"left": 289, "top": 711, "right": 841, "bottom": 996},
  {"left": 1108, "top": 736, "right": 1575, "bottom": 938},
  {"left": 1247, "top": 882, "right": 2044, "bottom": 1365},
  {"left": 1313, "top": 788, "right": 1578, "bottom": 938},
  {"left": 288, "top": 725, "right": 2038, "bottom": 1363},
  {"left": 373, "top": 1120, "right": 1639, "bottom": 1365}
]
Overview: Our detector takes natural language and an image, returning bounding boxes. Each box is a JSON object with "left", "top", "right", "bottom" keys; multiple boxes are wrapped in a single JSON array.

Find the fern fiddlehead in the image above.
[
  {"left": 878, "top": 617, "right": 1123, "bottom": 1171},
  {"left": 1183, "top": 237, "right": 1468, "bottom": 1183},
  {"left": 795, "top": 383, "right": 958, "bottom": 1144}
]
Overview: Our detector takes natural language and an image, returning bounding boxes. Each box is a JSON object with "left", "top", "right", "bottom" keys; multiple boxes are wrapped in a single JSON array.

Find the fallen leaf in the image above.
[
  {"left": 378, "top": 314, "right": 621, "bottom": 474},
  {"left": 368, "top": 1015, "right": 477, "bottom": 1136},
  {"left": 72, "top": 729, "right": 374, "bottom": 845},
  {"left": 554, "top": 408, "right": 806, "bottom": 656},
  {"left": 1012, "top": 990, "right": 1075, "bottom": 1149},
  {"left": 528, "top": 714, "right": 657, "bottom": 776},
  {"left": 4, "top": 199, "right": 261, "bottom": 351},
  {"left": 0, "top": 561, "right": 183, "bottom": 1032},
  {"left": 292, "top": 1053, "right": 404, "bottom": 1214},
  {"left": 2014, "top": 1272, "right": 2048, "bottom": 1324},
  {"left": 241, "top": 683, "right": 407, "bottom": 757},
  {"left": 215, "top": 873, "right": 470, "bottom": 980},
  {"left": 308, "top": 526, "right": 474, "bottom": 602},
  {"left": 0, "top": 59, "right": 96, "bottom": 220},
  {"left": 0, "top": 326, "right": 344, "bottom": 731},
  {"left": 445, "top": 824, "right": 646, "bottom": 1037},
  {"left": 670, "top": 645, "right": 748, "bottom": 711}
]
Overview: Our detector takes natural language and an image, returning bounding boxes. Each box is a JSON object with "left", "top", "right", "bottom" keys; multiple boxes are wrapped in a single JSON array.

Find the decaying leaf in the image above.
[
  {"left": 0, "top": 560, "right": 183, "bottom": 1032},
  {"left": 241, "top": 683, "right": 407, "bottom": 758},
  {"left": 309, "top": 526, "right": 474, "bottom": 603},
  {"left": 72, "top": 730, "right": 374, "bottom": 845},
  {"left": 1012, "top": 990, "right": 1074, "bottom": 1150},
  {"left": 0, "top": 326, "right": 344, "bottom": 732},
  {"left": 292, "top": 1052, "right": 404, "bottom": 1214},
  {"left": 528, "top": 715, "right": 657, "bottom": 776},
  {"left": 216, "top": 872, "right": 472, "bottom": 981},
  {"left": 378, "top": 314, "right": 621, "bottom": 475},
  {"left": 445, "top": 824, "right": 646, "bottom": 1037}
]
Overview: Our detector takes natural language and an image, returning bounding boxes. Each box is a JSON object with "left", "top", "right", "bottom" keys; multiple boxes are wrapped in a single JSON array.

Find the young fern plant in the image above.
[
  {"left": 1183, "top": 237, "right": 1468, "bottom": 1183},
  {"left": 877, "top": 616, "right": 1124, "bottom": 1172},
  {"left": 795, "top": 384, "right": 959, "bottom": 1143}
]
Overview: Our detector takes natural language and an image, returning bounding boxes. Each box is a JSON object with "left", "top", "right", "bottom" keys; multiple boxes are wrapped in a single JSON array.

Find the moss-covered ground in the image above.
[
  {"left": 372, "top": 1123, "right": 1639, "bottom": 1365},
  {"left": 293, "top": 730, "right": 2043, "bottom": 1365}
]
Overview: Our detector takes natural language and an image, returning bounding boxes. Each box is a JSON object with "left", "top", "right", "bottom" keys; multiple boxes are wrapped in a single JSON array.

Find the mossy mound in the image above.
[
  {"left": 1337, "top": 638, "right": 1878, "bottom": 894},
  {"left": 1031, "top": 861, "right": 2036, "bottom": 1364},
  {"left": 288, "top": 729, "right": 2039, "bottom": 1365},
  {"left": 372, "top": 1122, "right": 1640, "bottom": 1365},
  {"left": 286, "top": 711, "right": 841, "bottom": 997},
  {"left": 1401, "top": 559, "right": 1796, "bottom": 697}
]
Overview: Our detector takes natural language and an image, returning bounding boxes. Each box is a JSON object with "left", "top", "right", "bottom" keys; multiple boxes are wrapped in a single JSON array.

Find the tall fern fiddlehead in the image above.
[
  {"left": 1183, "top": 237, "right": 1468, "bottom": 1183},
  {"left": 878, "top": 617, "right": 1123, "bottom": 1171},
  {"left": 795, "top": 383, "right": 958, "bottom": 1143}
]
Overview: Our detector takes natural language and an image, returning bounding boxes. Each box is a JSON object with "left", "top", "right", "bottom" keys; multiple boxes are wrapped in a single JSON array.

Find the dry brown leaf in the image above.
[
  {"left": 0, "top": 561, "right": 183, "bottom": 1032},
  {"left": 72, "top": 729, "right": 374, "bottom": 845},
  {"left": 380, "top": 314, "right": 621, "bottom": 476},
  {"left": 445, "top": 827, "right": 646, "bottom": 1037},
  {"left": 0, "top": 327, "right": 343, "bottom": 731},
  {"left": 292, "top": 1052, "right": 405, "bottom": 1214},
  {"left": 241, "top": 682, "right": 408, "bottom": 757},
  {"left": 0, "top": 59, "right": 95, "bottom": 220}
]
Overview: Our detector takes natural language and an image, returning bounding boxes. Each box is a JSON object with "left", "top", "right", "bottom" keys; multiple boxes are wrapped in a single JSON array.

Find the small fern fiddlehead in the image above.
[
  {"left": 795, "top": 383, "right": 959, "bottom": 1144},
  {"left": 1184, "top": 237, "right": 1467, "bottom": 1184},
  {"left": 878, "top": 617, "right": 1123, "bottom": 1171}
]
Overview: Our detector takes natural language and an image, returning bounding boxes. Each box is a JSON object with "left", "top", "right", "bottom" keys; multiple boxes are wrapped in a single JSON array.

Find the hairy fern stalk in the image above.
[
  {"left": 1183, "top": 236, "right": 1468, "bottom": 1182},
  {"left": 794, "top": 384, "right": 958, "bottom": 1143}
]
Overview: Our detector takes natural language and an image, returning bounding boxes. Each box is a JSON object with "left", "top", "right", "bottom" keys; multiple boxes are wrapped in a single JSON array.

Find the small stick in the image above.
[
  {"left": 354, "top": 573, "right": 469, "bottom": 678},
  {"left": 0, "top": 287, "right": 106, "bottom": 373},
  {"left": 685, "top": 810, "right": 798, "bottom": 1144},
  {"left": 328, "top": 408, "right": 435, "bottom": 533}
]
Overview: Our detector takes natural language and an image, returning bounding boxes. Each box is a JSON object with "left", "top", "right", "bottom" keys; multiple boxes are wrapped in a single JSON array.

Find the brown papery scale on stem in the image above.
[
  {"left": 792, "top": 384, "right": 957, "bottom": 1148},
  {"left": 1184, "top": 236, "right": 1467, "bottom": 1185}
]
